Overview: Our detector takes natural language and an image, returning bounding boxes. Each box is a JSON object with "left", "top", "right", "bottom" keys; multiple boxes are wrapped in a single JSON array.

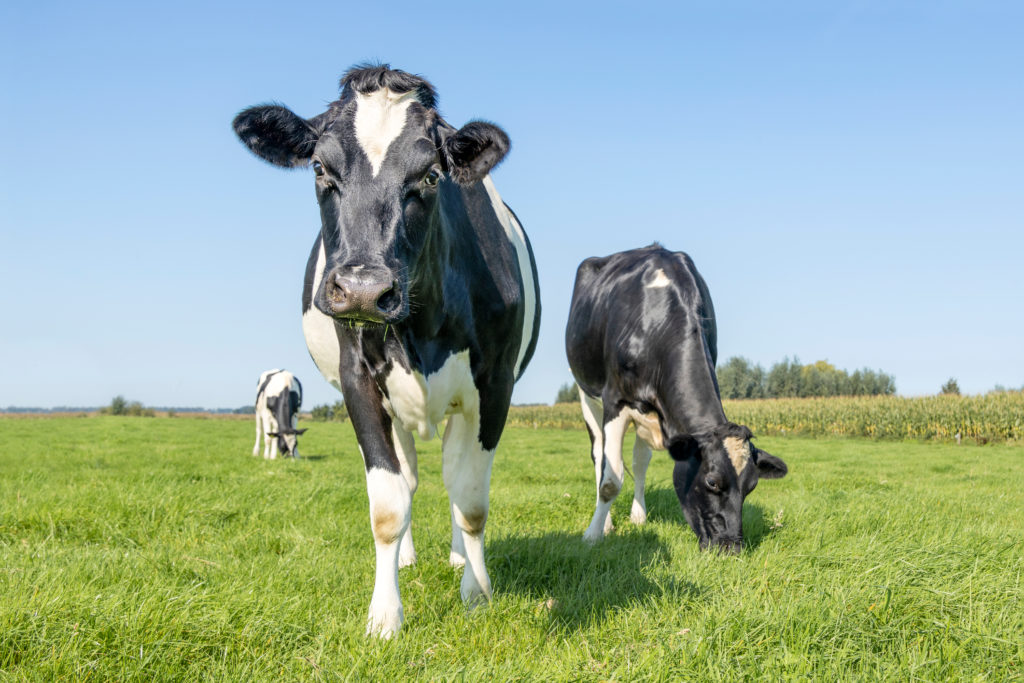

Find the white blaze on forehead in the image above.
[
  {"left": 354, "top": 89, "right": 419, "bottom": 176},
  {"left": 724, "top": 436, "right": 751, "bottom": 476},
  {"left": 647, "top": 268, "right": 671, "bottom": 289},
  {"left": 481, "top": 176, "right": 536, "bottom": 378}
]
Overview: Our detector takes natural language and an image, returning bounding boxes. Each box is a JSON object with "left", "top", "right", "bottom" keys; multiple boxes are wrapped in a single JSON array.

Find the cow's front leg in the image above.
[
  {"left": 341, "top": 342, "right": 409, "bottom": 639},
  {"left": 630, "top": 438, "right": 653, "bottom": 525},
  {"left": 442, "top": 412, "right": 493, "bottom": 608},
  {"left": 584, "top": 404, "right": 629, "bottom": 543},
  {"left": 392, "top": 424, "right": 418, "bottom": 568}
]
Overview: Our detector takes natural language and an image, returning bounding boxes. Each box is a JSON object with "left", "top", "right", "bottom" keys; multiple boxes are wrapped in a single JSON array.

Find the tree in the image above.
[
  {"left": 107, "top": 395, "right": 127, "bottom": 416},
  {"left": 940, "top": 378, "right": 961, "bottom": 396},
  {"left": 554, "top": 382, "right": 578, "bottom": 404}
]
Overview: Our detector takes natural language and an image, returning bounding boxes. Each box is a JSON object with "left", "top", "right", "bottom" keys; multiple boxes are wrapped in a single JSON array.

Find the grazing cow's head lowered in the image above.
[
  {"left": 233, "top": 65, "right": 510, "bottom": 325},
  {"left": 670, "top": 423, "right": 787, "bottom": 553}
]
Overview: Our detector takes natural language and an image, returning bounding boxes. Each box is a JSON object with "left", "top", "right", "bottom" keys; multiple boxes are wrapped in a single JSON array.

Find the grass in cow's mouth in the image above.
[{"left": 0, "top": 417, "right": 1021, "bottom": 680}]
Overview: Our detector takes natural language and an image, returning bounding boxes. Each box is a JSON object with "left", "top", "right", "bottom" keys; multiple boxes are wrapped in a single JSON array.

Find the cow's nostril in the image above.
[
  {"left": 376, "top": 285, "right": 400, "bottom": 314},
  {"left": 329, "top": 274, "right": 349, "bottom": 303}
]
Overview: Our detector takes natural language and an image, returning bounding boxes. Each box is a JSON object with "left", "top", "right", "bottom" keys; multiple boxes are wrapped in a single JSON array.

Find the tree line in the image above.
[{"left": 716, "top": 357, "right": 895, "bottom": 399}]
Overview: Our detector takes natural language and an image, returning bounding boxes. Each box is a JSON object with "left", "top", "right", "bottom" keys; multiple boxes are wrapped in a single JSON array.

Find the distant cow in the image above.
[
  {"left": 565, "top": 244, "right": 787, "bottom": 552},
  {"left": 233, "top": 65, "right": 539, "bottom": 637},
  {"left": 253, "top": 369, "right": 307, "bottom": 459}
]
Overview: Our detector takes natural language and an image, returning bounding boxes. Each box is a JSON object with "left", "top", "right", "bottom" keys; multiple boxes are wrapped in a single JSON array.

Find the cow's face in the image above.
[
  {"left": 670, "top": 424, "right": 787, "bottom": 552},
  {"left": 268, "top": 427, "right": 307, "bottom": 456},
  {"left": 233, "top": 68, "right": 509, "bottom": 325}
]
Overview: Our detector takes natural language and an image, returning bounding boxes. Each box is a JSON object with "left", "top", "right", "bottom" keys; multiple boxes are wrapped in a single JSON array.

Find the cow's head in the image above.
[
  {"left": 669, "top": 423, "right": 787, "bottom": 552},
  {"left": 232, "top": 64, "right": 510, "bottom": 325},
  {"left": 268, "top": 427, "right": 308, "bottom": 457}
]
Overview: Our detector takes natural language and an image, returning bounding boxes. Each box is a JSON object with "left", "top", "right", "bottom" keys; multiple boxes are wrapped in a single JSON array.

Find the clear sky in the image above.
[{"left": 2, "top": 1, "right": 1022, "bottom": 409}]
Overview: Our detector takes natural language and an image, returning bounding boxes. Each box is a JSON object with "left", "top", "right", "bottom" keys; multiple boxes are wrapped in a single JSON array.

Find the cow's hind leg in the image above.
[
  {"left": 392, "top": 425, "right": 418, "bottom": 568},
  {"left": 443, "top": 412, "right": 493, "bottom": 608},
  {"left": 630, "top": 438, "right": 653, "bottom": 525},
  {"left": 578, "top": 390, "right": 611, "bottom": 539},
  {"left": 584, "top": 403, "right": 629, "bottom": 544}
]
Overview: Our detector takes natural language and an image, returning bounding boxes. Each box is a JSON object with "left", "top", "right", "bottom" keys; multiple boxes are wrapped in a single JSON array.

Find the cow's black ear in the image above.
[
  {"left": 442, "top": 121, "right": 510, "bottom": 185},
  {"left": 233, "top": 104, "right": 318, "bottom": 168},
  {"left": 294, "top": 428, "right": 308, "bottom": 435},
  {"left": 753, "top": 449, "right": 787, "bottom": 479},
  {"left": 668, "top": 435, "right": 701, "bottom": 461}
]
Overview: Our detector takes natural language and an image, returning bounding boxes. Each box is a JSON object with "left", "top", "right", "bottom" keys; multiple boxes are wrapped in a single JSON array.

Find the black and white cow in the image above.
[
  {"left": 565, "top": 244, "right": 786, "bottom": 552},
  {"left": 232, "top": 65, "right": 540, "bottom": 637},
  {"left": 252, "top": 369, "right": 306, "bottom": 459}
]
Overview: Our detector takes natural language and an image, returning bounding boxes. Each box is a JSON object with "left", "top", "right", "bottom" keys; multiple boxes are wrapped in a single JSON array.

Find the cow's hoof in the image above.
[
  {"left": 366, "top": 605, "right": 403, "bottom": 639},
  {"left": 449, "top": 551, "right": 466, "bottom": 568},
  {"left": 603, "top": 515, "right": 615, "bottom": 535},
  {"left": 398, "top": 548, "right": 417, "bottom": 569},
  {"left": 460, "top": 575, "right": 492, "bottom": 610},
  {"left": 582, "top": 527, "right": 604, "bottom": 544},
  {"left": 630, "top": 501, "right": 648, "bottom": 525}
]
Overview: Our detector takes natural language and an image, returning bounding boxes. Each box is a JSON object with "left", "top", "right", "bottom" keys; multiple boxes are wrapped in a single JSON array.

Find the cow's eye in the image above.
[
  {"left": 423, "top": 169, "right": 440, "bottom": 187},
  {"left": 705, "top": 476, "right": 722, "bottom": 493},
  {"left": 312, "top": 161, "right": 325, "bottom": 177}
]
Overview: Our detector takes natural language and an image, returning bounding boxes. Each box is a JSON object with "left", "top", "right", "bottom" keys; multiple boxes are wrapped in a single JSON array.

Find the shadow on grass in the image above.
[
  {"left": 488, "top": 527, "right": 697, "bottom": 633},
  {"left": 643, "top": 488, "right": 780, "bottom": 551},
  {"left": 299, "top": 454, "right": 328, "bottom": 461}
]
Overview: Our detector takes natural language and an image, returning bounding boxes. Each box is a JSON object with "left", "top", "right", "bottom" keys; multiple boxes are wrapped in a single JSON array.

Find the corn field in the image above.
[{"left": 507, "top": 392, "right": 1024, "bottom": 443}]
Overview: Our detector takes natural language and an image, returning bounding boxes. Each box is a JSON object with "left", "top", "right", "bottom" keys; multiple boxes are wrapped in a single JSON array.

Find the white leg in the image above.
[
  {"left": 262, "top": 416, "right": 273, "bottom": 459},
  {"left": 268, "top": 429, "right": 279, "bottom": 460},
  {"left": 584, "top": 404, "right": 629, "bottom": 544},
  {"left": 442, "top": 413, "right": 493, "bottom": 608},
  {"left": 252, "top": 411, "right": 262, "bottom": 456},
  {"left": 392, "top": 425, "right": 418, "bottom": 568},
  {"left": 631, "top": 438, "right": 653, "bottom": 525},
  {"left": 449, "top": 502, "right": 466, "bottom": 567},
  {"left": 365, "top": 468, "right": 411, "bottom": 639},
  {"left": 579, "top": 391, "right": 607, "bottom": 541}
]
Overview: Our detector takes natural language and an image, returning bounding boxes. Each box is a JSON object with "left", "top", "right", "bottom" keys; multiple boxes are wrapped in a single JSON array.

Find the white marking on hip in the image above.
[
  {"left": 481, "top": 176, "right": 535, "bottom": 377},
  {"left": 647, "top": 268, "right": 671, "bottom": 289},
  {"left": 354, "top": 89, "right": 417, "bottom": 177},
  {"left": 302, "top": 242, "right": 342, "bottom": 390}
]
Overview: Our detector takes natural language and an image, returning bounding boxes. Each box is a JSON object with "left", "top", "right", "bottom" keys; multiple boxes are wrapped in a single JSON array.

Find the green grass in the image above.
[{"left": 1, "top": 417, "right": 1022, "bottom": 680}]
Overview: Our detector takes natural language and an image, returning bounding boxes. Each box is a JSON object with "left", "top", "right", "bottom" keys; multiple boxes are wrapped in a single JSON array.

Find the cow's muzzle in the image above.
[
  {"left": 323, "top": 269, "right": 403, "bottom": 323},
  {"left": 699, "top": 535, "right": 743, "bottom": 555}
]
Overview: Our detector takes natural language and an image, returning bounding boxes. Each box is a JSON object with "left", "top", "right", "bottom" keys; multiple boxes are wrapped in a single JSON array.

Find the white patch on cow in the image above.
[
  {"left": 354, "top": 88, "right": 418, "bottom": 177},
  {"left": 302, "top": 242, "right": 342, "bottom": 390},
  {"left": 625, "top": 406, "right": 666, "bottom": 451},
  {"left": 392, "top": 425, "right": 418, "bottom": 568},
  {"left": 481, "top": 176, "right": 536, "bottom": 378},
  {"left": 383, "top": 350, "right": 477, "bottom": 441},
  {"left": 647, "top": 268, "right": 671, "bottom": 289},
  {"left": 630, "top": 439, "right": 654, "bottom": 525},
  {"left": 724, "top": 436, "right": 751, "bottom": 476},
  {"left": 365, "top": 468, "right": 411, "bottom": 639}
]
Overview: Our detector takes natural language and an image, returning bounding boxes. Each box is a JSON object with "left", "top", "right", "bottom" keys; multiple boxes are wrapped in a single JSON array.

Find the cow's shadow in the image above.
[
  {"left": 487, "top": 527, "right": 697, "bottom": 632},
  {"left": 643, "top": 486, "right": 779, "bottom": 551}
]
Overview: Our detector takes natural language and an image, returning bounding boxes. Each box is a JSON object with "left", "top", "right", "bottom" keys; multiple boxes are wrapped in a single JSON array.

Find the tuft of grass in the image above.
[{"left": 0, "top": 417, "right": 1021, "bottom": 680}]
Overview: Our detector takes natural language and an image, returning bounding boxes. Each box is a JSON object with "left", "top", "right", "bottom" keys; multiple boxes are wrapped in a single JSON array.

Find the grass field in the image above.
[{"left": 1, "top": 417, "right": 1022, "bottom": 680}]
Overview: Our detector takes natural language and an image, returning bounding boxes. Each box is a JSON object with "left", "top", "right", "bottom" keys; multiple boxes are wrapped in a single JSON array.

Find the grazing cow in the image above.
[
  {"left": 232, "top": 64, "right": 539, "bottom": 637},
  {"left": 565, "top": 244, "right": 786, "bottom": 552},
  {"left": 253, "top": 369, "right": 307, "bottom": 459}
]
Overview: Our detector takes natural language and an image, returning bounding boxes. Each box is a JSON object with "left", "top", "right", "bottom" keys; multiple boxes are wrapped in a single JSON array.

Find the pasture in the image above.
[{"left": 1, "top": 416, "right": 1021, "bottom": 680}]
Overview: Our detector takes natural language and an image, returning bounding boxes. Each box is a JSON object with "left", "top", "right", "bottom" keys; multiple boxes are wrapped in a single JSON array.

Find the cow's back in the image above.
[{"left": 566, "top": 245, "right": 717, "bottom": 401}]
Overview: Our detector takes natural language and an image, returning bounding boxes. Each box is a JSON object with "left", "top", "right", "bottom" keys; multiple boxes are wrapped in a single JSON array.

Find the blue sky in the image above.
[{"left": 2, "top": 1, "right": 1022, "bottom": 409}]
